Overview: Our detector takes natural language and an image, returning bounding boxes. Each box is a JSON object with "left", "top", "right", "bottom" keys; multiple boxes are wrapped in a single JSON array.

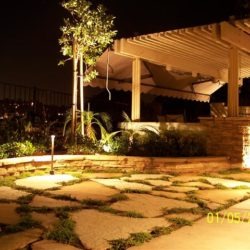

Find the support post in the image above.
[
  {"left": 227, "top": 46, "right": 239, "bottom": 117},
  {"left": 80, "top": 54, "right": 84, "bottom": 136},
  {"left": 131, "top": 57, "right": 141, "bottom": 121}
]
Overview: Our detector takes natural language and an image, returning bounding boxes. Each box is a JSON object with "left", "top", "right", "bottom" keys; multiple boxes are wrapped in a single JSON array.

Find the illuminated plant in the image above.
[{"left": 59, "top": 0, "right": 117, "bottom": 142}]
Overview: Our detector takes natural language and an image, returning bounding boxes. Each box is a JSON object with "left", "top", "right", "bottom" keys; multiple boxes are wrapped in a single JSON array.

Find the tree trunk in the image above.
[
  {"left": 71, "top": 39, "right": 78, "bottom": 142},
  {"left": 80, "top": 54, "right": 84, "bottom": 136}
]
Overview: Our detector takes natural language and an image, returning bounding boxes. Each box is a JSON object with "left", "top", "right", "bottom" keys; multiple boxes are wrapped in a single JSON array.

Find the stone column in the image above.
[
  {"left": 131, "top": 57, "right": 141, "bottom": 121},
  {"left": 227, "top": 46, "right": 239, "bottom": 117}
]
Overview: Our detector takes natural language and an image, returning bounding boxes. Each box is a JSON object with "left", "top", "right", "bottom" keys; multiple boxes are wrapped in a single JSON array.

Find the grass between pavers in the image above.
[
  {"left": 109, "top": 193, "right": 129, "bottom": 203},
  {"left": 16, "top": 194, "right": 35, "bottom": 205},
  {"left": 108, "top": 217, "right": 193, "bottom": 250},
  {"left": 122, "top": 179, "right": 153, "bottom": 186},
  {"left": 0, "top": 214, "right": 41, "bottom": 236},
  {"left": 46, "top": 217, "right": 83, "bottom": 248},
  {"left": 98, "top": 206, "right": 145, "bottom": 218},
  {"left": 121, "top": 189, "right": 151, "bottom": 194},
  {"left": 186, "top": 193, "right": 208, "bottom": 209},
  {"left": 108, "top": 232, "right": 153, "bottom": 250}
]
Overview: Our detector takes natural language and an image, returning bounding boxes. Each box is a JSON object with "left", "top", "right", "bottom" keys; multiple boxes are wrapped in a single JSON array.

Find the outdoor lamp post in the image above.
[{"left": 50, "top": 135, "right": 55, "bottom": 175}]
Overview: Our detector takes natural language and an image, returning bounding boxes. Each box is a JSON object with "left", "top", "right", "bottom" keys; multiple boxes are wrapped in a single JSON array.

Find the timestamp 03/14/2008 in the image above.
[{"left": 207, "top": 212, "right": 250, "bottom": 224}]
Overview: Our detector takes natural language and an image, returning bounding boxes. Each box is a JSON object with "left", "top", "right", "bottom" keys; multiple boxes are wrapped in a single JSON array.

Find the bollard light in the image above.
[{"left": 50, "top": 135, "right": 55, "bottom": 175}]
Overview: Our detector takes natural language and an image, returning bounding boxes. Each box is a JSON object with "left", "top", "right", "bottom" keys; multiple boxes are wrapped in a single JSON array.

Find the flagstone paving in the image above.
[
  {"left": 164, "top": 185, "right": 199, "bottom": 193},
  {"left": 31, "top": 212, "right": 59, "bottom": 230},
  {"left": 71, "top": 209, "right": 171, "bottom": 250},
  {"left": 151, "top": 190, "right": 187, "bottom": 199},
  {"left": 0, "top": 228, "right": 43, "bottom": 250},
  {"left": 204, "top": 177, "right": 250, "bottom": 188},
  {"left": 179, "top": 181, "right": 214, "bottom": 189},
  {"left": 92, "top": 178, "right": 152, "bottom": 191},
  {"left": 15, "top": 174, "right": 77, "bottom": 190},
  {"left": 111, "top": 193, "right": 198, "bottom": 217},
  {"left": 31, "top": 240, "right": 82, "bottom": 250},
  {"left": 0, "top": 203, "right": 20, "bottom": 225},
  {"left": 196, "top": 189, "right": 250, "bottom": 204},
  {"left": 220, "top": 198, "right": 250, "bottom": 221},
  {"left": 0, "top": 186, "right": 30, "bottom": 200},
  {"left": 165, "top": 212, "right": 202, "bottom": 221},
  {"left": 129, "top": 218, "right": 250, "bottom": 250},
  {"left": 49, "top": 181, "right": 119, "bottom": 201},
  {"left": 2, "top": 171, "right": 250, "bottom": 250},
  {"left": 30, "top": 195, "right": 80, "bottom": 208},
  {"left": 143, "top": 179, "right": 172, "bottom": 186},
  {"left": 123, "top": 174, "right": 172, "bottom": 180}
]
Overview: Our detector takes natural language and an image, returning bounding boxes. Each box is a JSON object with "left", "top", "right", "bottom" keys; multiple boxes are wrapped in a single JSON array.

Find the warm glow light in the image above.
[
  {"left": 50, "top": 135, "right": 55, "bottom": 175},
  {"left": 243, "top": 127, "right": 250, "bottom": 168}
]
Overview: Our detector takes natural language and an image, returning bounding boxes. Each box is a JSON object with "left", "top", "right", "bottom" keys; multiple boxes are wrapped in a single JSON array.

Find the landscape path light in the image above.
[{"left": 50, "top": 135, "right": 55, "bottom": 175}]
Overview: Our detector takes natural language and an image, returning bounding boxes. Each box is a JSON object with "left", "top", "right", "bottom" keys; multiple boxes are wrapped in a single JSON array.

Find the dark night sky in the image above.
[{"left": 0, "top": 0, "right": 247, "bottom": 93}]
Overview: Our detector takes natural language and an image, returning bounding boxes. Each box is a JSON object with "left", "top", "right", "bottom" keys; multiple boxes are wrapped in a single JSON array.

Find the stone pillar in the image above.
[
  {"left": 131, "top": 57, "right": 141, "bottom": 121},
  {"left": 227, "top": 46, "right": 239, "bottom": 117}
]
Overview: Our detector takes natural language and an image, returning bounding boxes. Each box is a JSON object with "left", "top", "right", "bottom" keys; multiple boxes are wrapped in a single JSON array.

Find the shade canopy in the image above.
[{"left": 89, "top": 18, "right": 250, "bottom": 102}]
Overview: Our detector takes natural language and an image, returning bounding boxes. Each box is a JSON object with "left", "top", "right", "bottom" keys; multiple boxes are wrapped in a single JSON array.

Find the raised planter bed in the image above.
[{"left": 0, "top": 155, "right": 231, "bottom": 176}]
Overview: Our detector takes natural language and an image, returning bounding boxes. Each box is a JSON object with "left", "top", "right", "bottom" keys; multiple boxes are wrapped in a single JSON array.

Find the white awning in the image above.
[{"left": 88, "top": 18, "right": 250, "bottom": 102}]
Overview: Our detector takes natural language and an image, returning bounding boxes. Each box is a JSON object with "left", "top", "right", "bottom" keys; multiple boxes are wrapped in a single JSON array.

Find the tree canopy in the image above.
[{"left": 59, "top": 0, "right": 117, "bottom": 82}]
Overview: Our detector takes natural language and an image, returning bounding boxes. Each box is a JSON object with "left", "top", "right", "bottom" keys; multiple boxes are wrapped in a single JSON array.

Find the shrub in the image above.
[
  {"left": 0, "top": 140, "right": 36, "bottom": 159},
  {"left": 111, "top": 128, "right": 207, "bottom": 157},
  {"left": 66, "top": 136, "right": 101, "bottom": 155}
]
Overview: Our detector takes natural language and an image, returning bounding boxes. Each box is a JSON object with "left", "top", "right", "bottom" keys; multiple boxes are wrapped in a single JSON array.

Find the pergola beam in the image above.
[
  {"left": 114, "top": 39, "right": 221, "bottom": 80},
  {"left": 220, "top": 21, "right": 250, "bottom": 53}
]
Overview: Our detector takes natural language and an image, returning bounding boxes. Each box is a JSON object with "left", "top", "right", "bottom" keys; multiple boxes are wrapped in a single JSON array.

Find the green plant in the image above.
[
  {"left": 4, "top": 215, "right": 41, "bottom": 234},
  {"left": 109, "top": 193, "right": 129, "bottom": 203},
  {"left": 0, "top": 141, "right": 36, "bottom": 159},
  {"left": 150, "top": 226, "right": 172, "bottom": 237},
  {"left": 46, "top": 218, "right": 80, "bottom": 245},
  {"left": 109, "top": 232, "right": 152, "bottom": 250},
  {"left": 81, "top": 198, "right": 107, "bottom": 207},
  {"left": 167, "top": 217, "right": 193, "bottom": 226}
]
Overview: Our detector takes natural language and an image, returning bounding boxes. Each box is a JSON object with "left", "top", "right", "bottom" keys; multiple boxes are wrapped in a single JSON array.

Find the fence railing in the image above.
[{"left": 0, "top": 81, "right": 71, "bottom": 106}]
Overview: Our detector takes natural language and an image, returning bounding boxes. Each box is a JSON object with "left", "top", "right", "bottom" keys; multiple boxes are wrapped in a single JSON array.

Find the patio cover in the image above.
[{"left": 88, "top": 18, "right": 250, "bottom": 103}]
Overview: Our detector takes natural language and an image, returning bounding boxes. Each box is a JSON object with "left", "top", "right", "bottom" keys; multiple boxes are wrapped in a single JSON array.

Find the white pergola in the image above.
[{"left": 90, "top": 18, "right": 250, "bottom": 121}]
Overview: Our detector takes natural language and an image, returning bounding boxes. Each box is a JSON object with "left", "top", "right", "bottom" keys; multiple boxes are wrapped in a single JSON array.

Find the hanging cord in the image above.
[{"left": 106, "top": 48, "right": 111, "bottom": 101}]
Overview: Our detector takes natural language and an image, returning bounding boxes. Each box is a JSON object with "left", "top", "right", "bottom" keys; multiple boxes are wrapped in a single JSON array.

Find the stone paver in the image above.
[
  {"left": 144, "top": 180, "right": 172, "bottom": 186},
  {"left": 0, "top": 203, "right": 20, "bottom": 224},
  {"left": 81, "top": 172, "right": 124, "bottom": 179},
  {"left": 49, "top": 181, "right": 118, "bottom": 201},
  {"left": 31, "top": 240, "right": 81, "bottom": 250},
  {"left": 217, "top": 172, "right": 250, "bottom": 182},
  {"left": 204, "top": 177, "right": 250, "bottom": 188},
  {"left": 15, "top": 174, "right": 77, "bottom": 190},
  {"left": 164, "top": 186, "right": 198, "bottom": 193},
  {"left": 92, "top": 179, "right": 152, "bottom": 191},
  {"left": 220, "top": 199, "right": 250, "bottom": 221},
  {"left": 180, "top": 181, "right": 214, "bottom": 189},
  {"left": 71, "top": 209, "right": 171, "bottom": 250},
  {"left": 129, "top": 218, "right": 250, "bottom": 250},
  {"left": 0, "top": 186, "right": 30, "bottom": 200},
  {"left": 151, "top": 190, "right": 187, "bottom": 199},
  {"left": 31, "top": 212, "right": 59, "bottom": 230},
  {"left": 123, "top": 174, "right": 171, "bottom": 180},
  {"left": 196, "top": 189, "right": 250, "bottom": 204},
  {"left": 0, "top": 228, "right": 43, "bottom": 250},
  {"left": 165, "top": 212, "right": 202, "bottom": 221},
  {"left": 111, "top": 193, "right": 197, "bottom": 217},
  {"left": 171, "top": 175, "right": 202, "bottom": 182},
  {"left": 30, "top": 195, "right": 80, "bottom": 208}
]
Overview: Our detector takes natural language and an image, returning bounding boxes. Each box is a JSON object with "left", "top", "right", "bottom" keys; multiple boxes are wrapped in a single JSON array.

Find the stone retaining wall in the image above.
[
  {"left": 0, "top": 155, "right": 231, "bottom": 177},
  {"left": 199, "top": 117, "right": 250, "bottom": 167}
]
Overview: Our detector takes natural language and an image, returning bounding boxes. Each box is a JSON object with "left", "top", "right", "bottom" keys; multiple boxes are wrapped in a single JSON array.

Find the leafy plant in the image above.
[
  {"left": 46, "top": 218, "right": 80, "bottom": 245},
  {"left": 0, "top": 141, "right": 36, "bottom": 159}
]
